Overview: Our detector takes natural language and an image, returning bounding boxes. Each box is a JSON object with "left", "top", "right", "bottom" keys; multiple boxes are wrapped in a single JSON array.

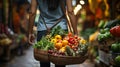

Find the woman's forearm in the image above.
[{"left": 28, "top": 0, "right": 37, "bottom": 34}]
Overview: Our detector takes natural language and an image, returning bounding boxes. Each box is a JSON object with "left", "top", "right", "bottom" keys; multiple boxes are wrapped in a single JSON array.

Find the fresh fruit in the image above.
[
  {"left": 62, "top": 40, "right": 68, "bottom": 47},
  {"left": 55, "top": 42, "right": 62, "bottom": 50},
  {"left": 68, "top": 37, "right": 75, "bottom": 44},
  {"left": 110, "top": 25, "right": 120, "bottom": 37}
]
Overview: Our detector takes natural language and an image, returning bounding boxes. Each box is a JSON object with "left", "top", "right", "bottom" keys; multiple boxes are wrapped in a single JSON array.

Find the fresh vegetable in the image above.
[
  {"left": 65, "top": 46, "right": 75, "bottom": 56},
  {"left": 68, "top": 37, "right": 75, "bottom": 44},
  {"left": 110, "top": 25, "right": 120, "bottom": 37},
  {"left": 33, "top": 36, "right": 54, "bottom": 50},
  {"left": 105, "top": 19, "right": 120, "bottom": 28},
  {"left": 55, "top": 42, "right": 63, "bottom": 50},
  {"left": 98, "top": 20, "right": 105, "bottom": 28},
  {"left": 55, "top": 35, "right": 62, "bottom": 40},
  {"left": 62, "top": 40, "right": 68, "bottom": 47},
  {"left": 100, "top": 28, "right": 109, "bottom": 34},
  {"left": 98, "top": 28, "right": 112, "bottom": 41},
  {"left": 34, "top": 26, "right": 88, "bottom": 56},
  {"left": 111, "top": 43, "right": 120, "bottom": 53},
  {"left": 50, "top": 26, "right": 66, "bottom": 37},
  {"left": 115, "top": 55, "right": 120, "bottom": 65}
]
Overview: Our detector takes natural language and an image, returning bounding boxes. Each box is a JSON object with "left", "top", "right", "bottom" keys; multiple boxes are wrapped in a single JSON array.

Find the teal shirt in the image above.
[{"left": 37, "top": 0, "right": 67, "bottom": 31}]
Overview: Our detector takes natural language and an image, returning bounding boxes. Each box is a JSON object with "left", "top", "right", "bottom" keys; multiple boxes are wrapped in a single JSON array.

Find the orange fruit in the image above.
[
  {"left": 55, "top": 42, "right": 62, "bottom": 49},
  {"left": 62, "top": 40, "right": 68, "bottom": 47}
]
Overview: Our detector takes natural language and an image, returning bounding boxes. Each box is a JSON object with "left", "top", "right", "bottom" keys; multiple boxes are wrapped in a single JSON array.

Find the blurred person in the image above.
[{"left": 28, "top": 0, "right": 78, "bottom": 67}]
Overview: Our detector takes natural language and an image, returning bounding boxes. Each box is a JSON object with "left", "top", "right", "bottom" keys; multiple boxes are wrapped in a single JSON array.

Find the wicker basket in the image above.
[
  {"left": 49, "top": 54, "right": 88, "bottom": 65},
  {"left": 34, "top": 48, "right": 49, "bottom": 62}
]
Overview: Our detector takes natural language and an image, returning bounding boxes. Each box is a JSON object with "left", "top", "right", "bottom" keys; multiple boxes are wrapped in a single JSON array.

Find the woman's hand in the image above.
[{"left": 28, "top": 34, "right": 35, "bottom": 45}]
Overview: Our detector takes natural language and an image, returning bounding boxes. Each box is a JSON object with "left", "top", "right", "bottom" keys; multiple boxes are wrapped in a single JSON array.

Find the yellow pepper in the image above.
[
  {"left": 80, "top": 39, "right": 87, "bottom": 45},
  {"left": 55, "top": 35, "right": 62, "bottom": 40}
]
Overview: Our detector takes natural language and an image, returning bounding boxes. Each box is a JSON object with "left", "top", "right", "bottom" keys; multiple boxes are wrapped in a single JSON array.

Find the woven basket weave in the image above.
[
  {"left": 49, "top": 54, "right": 88, "bottom": 65},
  {"left": 34, "top": 48, "right": 49, "bottom": 62}
]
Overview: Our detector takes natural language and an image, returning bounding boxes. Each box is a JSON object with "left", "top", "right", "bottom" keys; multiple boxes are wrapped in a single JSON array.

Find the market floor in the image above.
[{"left": 0, "top": 46, "right": 96, "bottom": 67}]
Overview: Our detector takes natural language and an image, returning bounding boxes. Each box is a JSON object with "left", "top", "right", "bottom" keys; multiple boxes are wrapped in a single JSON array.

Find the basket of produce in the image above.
[
  {"left": 48, "top": 35, "right": 88, "bottom": 65},
  {"left": 48, "top": 26, "right": 88, "bottom": 65},
  {"left": 33, "top": 26, "right": 88, "bottom": 64}
]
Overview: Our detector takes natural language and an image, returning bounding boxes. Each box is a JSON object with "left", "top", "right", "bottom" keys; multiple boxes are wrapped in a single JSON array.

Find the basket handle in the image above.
[
  {"left": 60, "top": 0, "right": 73, "bottom": 33},
  {"left": 40, "top": 15, "right": 64, "bottom": 34}
]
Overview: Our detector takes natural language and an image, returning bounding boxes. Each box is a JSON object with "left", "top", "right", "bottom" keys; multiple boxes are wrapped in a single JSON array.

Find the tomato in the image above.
[
  {"left": 68, "top": 37, "right": 75, "bottom": 44},
  {"left": 110, "top": 26, "right": 120, "bottom": 37},
  {"left": 115, "top": 26, "right": 120, "bottom": 37}
]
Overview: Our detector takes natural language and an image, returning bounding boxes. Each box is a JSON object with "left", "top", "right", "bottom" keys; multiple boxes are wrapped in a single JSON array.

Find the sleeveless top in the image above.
[{"left": 37, "top": 0, "right": 67, "bottom": 31}]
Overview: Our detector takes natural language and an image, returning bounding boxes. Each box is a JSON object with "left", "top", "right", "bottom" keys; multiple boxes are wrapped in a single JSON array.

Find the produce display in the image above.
[
  {"left": 97, "top": 19, "right": 120, "bottom": 66},
  {"left": 0, "top": 34, "right": 12, "bottom": 45},
  {"left": 34, "top": 26, "right": 88, "bottom": 57},
  {"left": 98, "top": 19, "right": 120, "bottom": 42}
]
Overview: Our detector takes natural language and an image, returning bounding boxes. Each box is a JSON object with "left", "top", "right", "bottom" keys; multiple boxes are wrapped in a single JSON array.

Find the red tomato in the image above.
[
  {"left": 68, "top": 37, "right": 75, "bottom": 44},
  {"left": 115, "top": 26, "right": 120, "bottom": 37},
  {"left": 110, "top": 26, "right": 120, "bottom": 37}
]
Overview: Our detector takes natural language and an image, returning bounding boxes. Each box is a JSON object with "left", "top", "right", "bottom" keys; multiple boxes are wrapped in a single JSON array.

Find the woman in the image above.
[{"left": 28, "top": 0, "right": 78, "bottom": 67}]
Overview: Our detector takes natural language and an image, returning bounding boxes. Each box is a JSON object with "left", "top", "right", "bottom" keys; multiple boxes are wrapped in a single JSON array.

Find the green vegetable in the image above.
[
  {"left": 105, "top": 19, "right": 120, "bottom": 28},
  {"left": 98, "top": 28, "right": 112, "bottom": 41},
  {"left": 97, "top": 33, "right": 105, "bottom": 41},
  {"left": 33, "top": 36, "right": 54, "bottom": 50},
  {"left": 50, "top": 26, "right": 66, "bottom": 37},
  {"left": 115, "top": 55, "right": 120, "bottom": 65},
  {"left": 111, "top": 43, "right": 120, "bottom": 53},
  {"left": 111, "top": 43, "right": 118, "bottom": 52},
  {"left": 98, "top": 20, "right": 105, "bottom": 28},
  {"left": 100, "top": 28, "right": 110, "bottom": 34},
  {"left": 65, "top": 46, "right": 75, "bottom": 56}
]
